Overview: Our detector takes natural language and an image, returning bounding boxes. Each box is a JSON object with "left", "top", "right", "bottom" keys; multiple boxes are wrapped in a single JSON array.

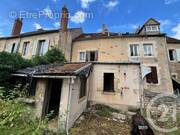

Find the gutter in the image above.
[
  {"left": 12, "top": 74, "right": 76, "bottom": 79},
  {"left": 33, "top": 75, "right": 76, "bottom": 79},
  {"left": 12, "top": 74, "right": 27, "bottom": 77}
]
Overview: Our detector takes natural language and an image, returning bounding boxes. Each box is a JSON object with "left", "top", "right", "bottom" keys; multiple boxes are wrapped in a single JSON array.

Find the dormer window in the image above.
[{"left": 146, "top": 25, "right": 159, "bottom": 32}]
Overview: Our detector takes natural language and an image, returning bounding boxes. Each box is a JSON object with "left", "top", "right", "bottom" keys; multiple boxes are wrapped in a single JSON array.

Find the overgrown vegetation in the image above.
[
  {"left": 0, "top": 85, "right": 50, "bottom": 135},
  {"left": 0, "top": 48, "right": 66, "bottom": 87},
  {"left": 94, "top": 104, "right": 119, "bottom": 117}
]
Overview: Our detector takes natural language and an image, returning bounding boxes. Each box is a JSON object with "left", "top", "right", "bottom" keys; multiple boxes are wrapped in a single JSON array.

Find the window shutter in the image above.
[
  {"left": 176, "top": 49, "right": 180, "bottom": 62},
  {"left": 151, "top": 67, "right": 158, "bottom": 84},
  {"left": 86, "top": 51, "right": 90, "bottom": 61},
  {"left": 43, "top": 39, "right": 49, "bottom": 55},
  {"left": 95, "top": 51, "right": 98, "bottom": 61},
  {"left": 13, "top": 43, "right": 20, "bottom": 53},
  {"left": 5, "top": 44, "right": 12, "bottom": 53},
  {"left": 32, "top": 40, "right": 38, "bottom": 56}
]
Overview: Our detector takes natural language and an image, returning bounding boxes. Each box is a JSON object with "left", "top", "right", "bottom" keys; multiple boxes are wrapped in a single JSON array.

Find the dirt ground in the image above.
[{"left": 69, "top": 113, "right": 131, "bottom": 135}]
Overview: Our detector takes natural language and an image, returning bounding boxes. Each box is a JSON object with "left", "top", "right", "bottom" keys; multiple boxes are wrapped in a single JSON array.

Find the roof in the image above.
[
  {"left": 166, "top": 36, "right": 180, "bottom": 44},
  {"left": 14, "top": 62, "right": 92, "bottom": 77},
  {"left": 136, "top": 18, "right": 160, "bottom": 34},
  {"left": 144, "top": 18, "right": 160, "bottom": 25},
  {"left": 74, "top": 32, "right": 166, "bottom": 41},
  {"left": 0, "top": 28, "right": 82, "bottom": 40}
]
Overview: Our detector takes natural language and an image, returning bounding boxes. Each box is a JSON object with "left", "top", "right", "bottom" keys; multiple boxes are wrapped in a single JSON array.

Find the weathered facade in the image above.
[
  {"left": 166, "top": 37, "right": 180, "bottom": 81},
  {"left": 0, "top": 6, "right": 180, "bottom": 132}
]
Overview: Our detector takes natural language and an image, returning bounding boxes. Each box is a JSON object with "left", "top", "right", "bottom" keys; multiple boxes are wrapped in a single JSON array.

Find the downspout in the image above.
[
  {"left": 65, "top": 77, "right": 74, "bottom": 134},
  {"left": 140, "top": 65, "right": 144, "bottom": 115}
]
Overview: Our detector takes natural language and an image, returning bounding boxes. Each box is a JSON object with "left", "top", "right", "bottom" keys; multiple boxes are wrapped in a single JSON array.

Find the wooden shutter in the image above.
[
  {"left": 95, "top": 51, "right": 98, "bottom": 61},
  {"left": 43, "top": 39, "right": 49, "bottom": 55},
  {"left": 151, "top": 67, "right": 158, "bottom": 84},
  {"left": 32, "top": 40, "right": 38, "bottom": 56},
  {"left": 176, "top": 49, "right": 180, "bottom": 62},
  {"left": 86, "top": 51, "right": 90, "bottom": 61},
  {"left": 13, "top": 43, "right": 20, "bottom": 53}
]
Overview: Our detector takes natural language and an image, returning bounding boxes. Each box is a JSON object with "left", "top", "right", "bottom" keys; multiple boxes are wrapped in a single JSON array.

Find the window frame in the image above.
[
  {"left": 129, "top": 44, "right": 140, "bottom": 57},
  {"left": 86, "top": 50, "right": 98, "bottom": 62},
  {"left": 37, "top": 40, "right": 46, "bottom": 56},
  {"left": 145, "top": 25, "right": 159, "bottom": 32},
  {"left": 79, "top": 77, "right": 87, "bottom": 99},
  {"left": 146, "top": 66, "right": 159, "bottom": 84},
  {"left": 168, "top": 49, "right": 177, "bottom": 62},
  {"left": 103, "top": 73, "right": 115, "bottom": 92},
  {"left": 79, "top": 51, "right": 86, "bottom": 61},
  {"left": 143, "top": 43, "right": 154, "bottom": 57},
  {"left": 11, "top": 43, "right": 16, "bottom": 53},
  {"left": 22, "top": 41, "right": 30, "bottom": 56}
]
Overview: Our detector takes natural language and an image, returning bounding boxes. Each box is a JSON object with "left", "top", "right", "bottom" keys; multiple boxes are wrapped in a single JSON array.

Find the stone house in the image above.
[{"left": 0, "top": 6, "right": 180, "bottom": 131}]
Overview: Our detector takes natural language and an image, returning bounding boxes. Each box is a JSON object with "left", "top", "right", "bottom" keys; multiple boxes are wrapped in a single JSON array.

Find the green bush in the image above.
[
  {"left": 31, "top": 48, "right": 66, "bottom": 65},
  {"left": 0, "top": 86, "right": 50, "bottom": 135},
  {"left": 44, "top": 48, "right": 66, "bottom": 64},
  {"left": 0, "top": 52, "right": 32, "bottom": 86},
  {"left": 0, "top": 48, "right": 66, "bottom": 87}
]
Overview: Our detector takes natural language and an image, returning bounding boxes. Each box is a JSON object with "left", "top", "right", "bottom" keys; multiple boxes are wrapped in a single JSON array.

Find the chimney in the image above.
[
  {"left": 11, "top": 18, "right": 23, "bottom": 36},
  {"left": 60, "top": 5, "right": 69, "bottom": 32},
  {"left": 102, "top": 24, "right": 109, "bottom": 34}
]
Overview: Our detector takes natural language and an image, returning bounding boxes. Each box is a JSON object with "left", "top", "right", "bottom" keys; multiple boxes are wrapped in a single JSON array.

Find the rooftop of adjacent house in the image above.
[
  {"left": 0, "top": 28, "right": 82, "bottom": 40},
  {"left": 166, "top": 36, "right": 180, "bottom": 44},
  {"left": 73, "top": 32, "right": 166, "bottom": 41}
]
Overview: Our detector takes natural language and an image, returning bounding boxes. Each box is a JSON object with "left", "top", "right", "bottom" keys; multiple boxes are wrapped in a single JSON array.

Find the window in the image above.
[
  {"left": 37, "top": 40, "right": 46, "bottom": 56},
  {"left": 22, "top": 42, "right": 30, "bottom": 56},
  {"left": 146, "top": 66, "right": 158, "bottom": 84},
  {"left": 79, "top": 52, "right": 86, "bottom": 61},
  {"left": 79, "top": 77, "right": 87, "bottom": 99},
  {"left": 11, "top": 43, "right": 16, "bottom": 53},
  {"left": 103, "top": 73, "right": 114, "bottom": 92},
  {"left": 130, "top": 44, "right": 140, "bottom": 56},
  {"left": 169, "top": 49, "right": 176, "bottom": 61},
  {"left": 146, "top": 25, "right": 159, "bottom": 32},
  {"left": 144, "top": 44, "right": 154, "bottom": 56},
  {"left": 86, "top": 51, "right": 98, "bottom": 61}
]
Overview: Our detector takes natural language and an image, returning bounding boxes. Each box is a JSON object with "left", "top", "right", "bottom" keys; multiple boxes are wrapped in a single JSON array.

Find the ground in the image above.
[
  {"left": 70, "top": 113, "right": 131, "bottom": 135},
  {"left": 69, "top": 105, "right": 132, "bottom": 135}
]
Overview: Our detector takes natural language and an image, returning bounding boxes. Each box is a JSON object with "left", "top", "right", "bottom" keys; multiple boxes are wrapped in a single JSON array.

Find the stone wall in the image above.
[
  {"left": 167, "top": 43, "right": 180, "bottom": 81},
  {"left": 72, "top": 36, "right": 173, "bottom": 93}
]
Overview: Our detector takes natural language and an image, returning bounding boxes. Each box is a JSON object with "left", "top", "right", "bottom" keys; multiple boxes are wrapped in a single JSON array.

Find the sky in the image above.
[{"left": 0, "top": 0, "right": 180, "bottom": 39}]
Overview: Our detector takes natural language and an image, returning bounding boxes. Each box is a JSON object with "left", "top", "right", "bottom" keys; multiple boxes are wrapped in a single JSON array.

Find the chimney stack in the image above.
[
  {"left": 60, "top": 5, "right": 69, "bottom": 32},
  {"left": 11, "top": 18, "right": 23, "bottom": 36},
  {"left": 102, "top": 24, "right": 109, "bottom": 34}
]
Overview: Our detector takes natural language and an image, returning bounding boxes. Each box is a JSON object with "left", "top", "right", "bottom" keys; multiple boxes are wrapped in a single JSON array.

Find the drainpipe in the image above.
[
  {"left": 65, "top": 77, "right": 74, "bottom": 134},
  {"left": 140, "top": 65, "right": 144, "bottom": 115}
]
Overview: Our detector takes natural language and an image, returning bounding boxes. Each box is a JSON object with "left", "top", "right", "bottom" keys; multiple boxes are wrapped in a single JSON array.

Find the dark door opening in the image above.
[{"left": 43, "top": 79, "right": 62, "bottom": 118}]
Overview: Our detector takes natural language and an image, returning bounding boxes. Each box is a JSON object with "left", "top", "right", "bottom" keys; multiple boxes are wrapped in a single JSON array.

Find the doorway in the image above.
[{"left": 43, "top": 79, "right": 62, "bottom": 118}]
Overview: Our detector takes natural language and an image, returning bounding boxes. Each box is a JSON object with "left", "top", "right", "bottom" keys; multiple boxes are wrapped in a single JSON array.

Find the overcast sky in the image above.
[{"left": 0, "top": 0, "right": 180, "bottom": 39}]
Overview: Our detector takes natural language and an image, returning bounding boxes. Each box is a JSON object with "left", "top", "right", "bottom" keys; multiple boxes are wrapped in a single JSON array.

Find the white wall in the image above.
[{"left": 89, "top": 64, "right": 141, "bottom": 110}]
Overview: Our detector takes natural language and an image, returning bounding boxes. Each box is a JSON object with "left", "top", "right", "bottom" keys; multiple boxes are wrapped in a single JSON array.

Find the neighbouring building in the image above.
[{"left": 0, "top": 6, "right": 180, "bottom": 131}]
